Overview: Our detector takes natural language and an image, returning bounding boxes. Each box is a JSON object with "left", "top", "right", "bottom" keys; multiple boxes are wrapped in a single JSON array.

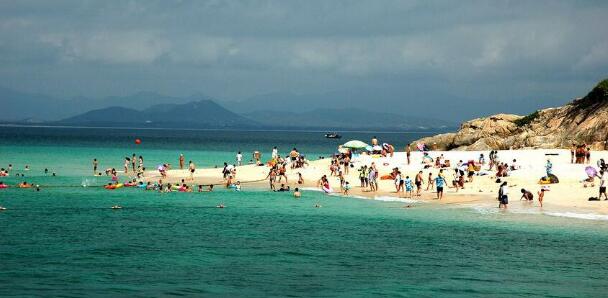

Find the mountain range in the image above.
[{"left": 0, "top": 87, "right": 454, "bottom": 131}]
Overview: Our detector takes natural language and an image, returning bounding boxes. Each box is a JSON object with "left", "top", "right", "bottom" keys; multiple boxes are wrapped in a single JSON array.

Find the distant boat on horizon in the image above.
[{"left": 325, "top": 132, "right": 342, "bottom": 139}]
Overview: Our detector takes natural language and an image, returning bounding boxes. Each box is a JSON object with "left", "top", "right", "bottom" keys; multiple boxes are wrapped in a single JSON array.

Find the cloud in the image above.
[
  {"left": 40, "top": 31, "right": 170, "bottom": 64},
  {"left": 0, "top": 0, "right": 606, "bottom": 118}
]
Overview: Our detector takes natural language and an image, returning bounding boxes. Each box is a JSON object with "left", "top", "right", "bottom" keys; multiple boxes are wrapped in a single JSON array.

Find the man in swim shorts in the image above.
[
  {"left": 415, "top": 171, "right": 424, "bottom": 197},
  {"left": 435, "top": 175, "right": 445, "bottom": 200}
]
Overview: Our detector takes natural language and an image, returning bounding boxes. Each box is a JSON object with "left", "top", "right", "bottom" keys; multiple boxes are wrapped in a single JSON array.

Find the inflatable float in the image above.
[
  {"left": 0, "top": 184, "right": 8, "bottom": 189},
  {"left": 104, "top": 183, "right": 124, "bottom": 190}
]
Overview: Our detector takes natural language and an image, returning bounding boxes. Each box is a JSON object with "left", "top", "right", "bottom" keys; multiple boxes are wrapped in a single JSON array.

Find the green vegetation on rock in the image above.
[{"left": 513, "top": 110, "right": 539, "bottom": 127}]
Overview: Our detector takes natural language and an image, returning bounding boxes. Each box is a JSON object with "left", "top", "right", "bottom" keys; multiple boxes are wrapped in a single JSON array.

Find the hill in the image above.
[
  {"left": 58, "top": 100, "right": 258, "bottom": 128},
  {"left": 411, "top": 78, "right": 608, "bottom": 150},
  {"left": 0, "top": 88, "right": 196, "bottom": 122}
]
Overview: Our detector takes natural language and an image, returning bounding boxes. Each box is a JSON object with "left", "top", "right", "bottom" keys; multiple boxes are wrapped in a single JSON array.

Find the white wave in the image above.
[
  {"left": 544, "top": 212, "right": 608, "bottom": 221},
  {"left": 372, "top": 196, "right": 420, "bottom": 203},
  {"left": 469, "top": 205, "right": 500, "bottom": 214},
  {"left": 300, "top": 187, "right": 323, "bottom": 192}
]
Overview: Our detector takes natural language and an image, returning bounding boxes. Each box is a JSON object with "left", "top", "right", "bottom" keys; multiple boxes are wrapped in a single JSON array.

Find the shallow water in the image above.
[{"left": 1, "top": 127, "right": 607, "bottom": 296}]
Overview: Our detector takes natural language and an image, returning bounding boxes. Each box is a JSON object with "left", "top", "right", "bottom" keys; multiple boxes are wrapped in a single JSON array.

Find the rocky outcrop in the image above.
[{"left": 413, "top": 79, "right": 608, "bottom": 150}]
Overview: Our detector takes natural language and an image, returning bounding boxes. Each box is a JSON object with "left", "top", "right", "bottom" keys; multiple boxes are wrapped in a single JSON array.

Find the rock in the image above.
[{"left": 412, "top": 78, "right": 608, "bottom": 150}]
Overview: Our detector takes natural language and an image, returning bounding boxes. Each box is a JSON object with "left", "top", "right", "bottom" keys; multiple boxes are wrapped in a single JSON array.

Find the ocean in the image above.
[{"left": 1, "top": 126, "right": 607, "bottom": 297}]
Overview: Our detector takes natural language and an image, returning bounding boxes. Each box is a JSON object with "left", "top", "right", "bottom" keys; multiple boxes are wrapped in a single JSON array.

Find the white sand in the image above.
[{"left": 144, "top": 149, "right": 608, "bottom": 214}]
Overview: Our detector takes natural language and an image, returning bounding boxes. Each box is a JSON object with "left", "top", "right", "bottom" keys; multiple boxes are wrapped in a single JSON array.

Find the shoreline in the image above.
[{"left": 140, "top": 148, "right": 608, "bottom": 216}]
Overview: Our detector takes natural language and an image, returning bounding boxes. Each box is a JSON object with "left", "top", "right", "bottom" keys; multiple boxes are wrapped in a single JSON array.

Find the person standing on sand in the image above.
[
  {"left": 498, "top": 182, "right": 509, "bottom": 209},
  {"left": 404, "top": 176, "right": 413, "bottom": 198},
  {"left": 188, "top": 161, "right": 195, "bottom": 181},
  {"left": 538, "top": 189, "right": 545, "bottom": 207},
  {"left": 93, "top": 158, "right": 98, "bottom": 175},
  {"left": 368, "top": 166, "right": 377, "bottom": 192},
  {"left": 272, "top": 146, "right": 278, "bottom": 160},
  {"left": 131, "top": 153, "right": 137, "bottom": 172},
  {"left": 138, "top": 156, "right": 144, "bottom": 171},
  {"left": 415, "top": 171, "right": 424, "bottom": 197},
  {"left": 236, "top": 151, "right": 243, "bottom": 166},
  {"left": 586, "top": 147, "right": 591, "bottom": 164},
  {"left": 395, "top": 171, "right": 403, "bottom": 194},
  {"left": 406, "top": 145, "right": 411, "bottom": 165},
  {"left": 435, "top": 174, "right": 445, "bottom": 200},
  {"left": 179, "top": 154, "right": 185, "bottom": 170},
  {"left": 426, "top": 173, "right": 434, "bottom": 191},
  {"left": 343, "top": 155, "right": 350, "bottom": 175},
  {"left": 596, "top": 170, "right": 607, "bottom": 200},
  {"left": 371, "top": 136, "right": 378, "bottom": 146},
  {"left": 124, "top": 157, "right": 130, "bottom": 174},
  {"left": 570, "top": 143, "right": 576, "bottom": 164}
]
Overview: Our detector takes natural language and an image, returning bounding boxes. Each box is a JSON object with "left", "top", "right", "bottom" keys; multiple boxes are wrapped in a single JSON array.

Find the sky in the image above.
[{"left": 0, "top": 0, "right": 607, "bottom": 120}]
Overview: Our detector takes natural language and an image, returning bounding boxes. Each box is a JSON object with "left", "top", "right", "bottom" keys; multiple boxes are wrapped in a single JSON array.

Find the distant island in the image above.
[
  {"left": 412, "top": 78, "right": 608, "bottom": 150},
  {"left": 0, "top": 87, "right": 454, "bottom": 131}
]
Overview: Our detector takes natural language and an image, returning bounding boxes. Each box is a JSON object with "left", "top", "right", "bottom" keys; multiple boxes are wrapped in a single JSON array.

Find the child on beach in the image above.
[
  {"left": 343, "top": 182, "right": 351, "bottom": 195},
  {"left": 538, "top": 189, "right": 545, "bottom": 207},
  {"left": 404, "top": 176, "right": 413, "bottom": 198},
  {"left": 520, "top": 189, "right": 534, "bottom": 202}
]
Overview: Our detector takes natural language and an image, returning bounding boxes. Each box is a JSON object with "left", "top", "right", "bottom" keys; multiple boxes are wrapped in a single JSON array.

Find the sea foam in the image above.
[
  {"left": 544, "top": 212, "right": 608, "bottom": 221},
  {"left": 372, "top": 196, "right": 420, "bottom": 203}
]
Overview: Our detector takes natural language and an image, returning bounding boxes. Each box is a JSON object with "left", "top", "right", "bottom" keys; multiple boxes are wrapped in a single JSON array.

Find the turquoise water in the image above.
[{"left": 1, "top": 127, "right": 607, "bottom": 296}]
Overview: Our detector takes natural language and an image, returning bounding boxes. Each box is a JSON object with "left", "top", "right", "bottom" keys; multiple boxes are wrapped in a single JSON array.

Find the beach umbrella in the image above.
[
  {"left": 585, "top": 166, "right": 597, "bottom": 177},
  {"left": 343, "top": 140, "right": 369, "bottom": 149}
]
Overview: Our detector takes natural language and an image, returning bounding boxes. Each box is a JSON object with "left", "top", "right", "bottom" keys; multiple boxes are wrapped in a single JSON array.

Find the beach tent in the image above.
[{"left": 343, "top": 140, "right": 369, "bottom": 150}]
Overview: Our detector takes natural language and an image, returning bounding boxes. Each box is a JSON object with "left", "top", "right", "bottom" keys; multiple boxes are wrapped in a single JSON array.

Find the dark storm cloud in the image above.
[{"left": 0, "top": 0, "right": 607, "bottom": 119}]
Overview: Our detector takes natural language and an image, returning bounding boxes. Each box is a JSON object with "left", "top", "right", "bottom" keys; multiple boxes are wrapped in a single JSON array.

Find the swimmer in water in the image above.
[
  {"left": 111, "top": 205, "right": 122, "bottom": 209},
  {"left": 217, "top": 204, "right": 225, "bottom": 208},
  {"left": 0, "top": 206, "right": 6, "bottom": 211},
  {"left": 293, "top": 187, "right": 301, "bottom": 198},
  {"left": 314, "top": 204, "right": 322, "bottom": 208}
]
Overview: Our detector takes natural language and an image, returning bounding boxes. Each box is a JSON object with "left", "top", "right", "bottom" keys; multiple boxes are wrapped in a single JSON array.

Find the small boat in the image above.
[{"left": 325, "top": 132, "right": 342, "bottom": 139}]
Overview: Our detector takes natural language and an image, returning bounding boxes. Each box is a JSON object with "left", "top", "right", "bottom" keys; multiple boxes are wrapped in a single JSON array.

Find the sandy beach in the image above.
[{"left": 143, "top": 148, "right": 608, "bottom": 215}]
